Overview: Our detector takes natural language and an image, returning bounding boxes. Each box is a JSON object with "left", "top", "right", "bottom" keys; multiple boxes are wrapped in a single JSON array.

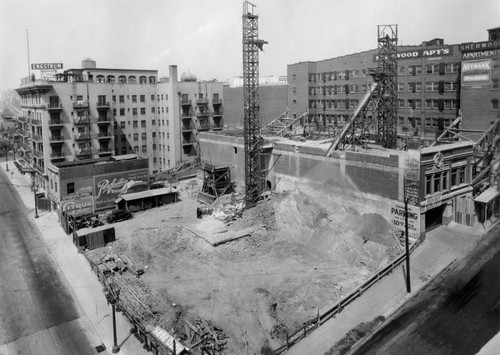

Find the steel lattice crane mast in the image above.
[
  {"left": 242, "top": 1, "right": 267, "bottom": 208},
  {"left": 326, "top": 25, "right": 398, "bottom": 155}
]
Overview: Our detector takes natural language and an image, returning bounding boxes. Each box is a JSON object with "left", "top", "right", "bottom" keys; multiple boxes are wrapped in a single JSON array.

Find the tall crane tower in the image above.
[
  {"left": 242, "top": 1, "right": 267, "bottom": 208},
  {"left": 375, "top": 25, "right": 398, "bottom": 149}
]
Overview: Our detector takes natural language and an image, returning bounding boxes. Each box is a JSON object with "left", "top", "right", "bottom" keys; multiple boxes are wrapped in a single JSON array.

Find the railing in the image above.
[
  {"left": 76, "top": 149, "right": 92, "bottom": 156},
  {"left": 182, "top": 139, "right": 196, "bottom": 145},
  {"left": 97, "top": 117, "right": 110, "bottom": 123},
  {"left": 96, "top": 101, "right": 110, "bottom": 108},
  {"left": 75, "top": 133, "right": 91, "bottom": 140},
  {"left": 73, "top": 101, "right": 89, "bottom": 109},
  {"left": 180, "top": 99, "right": 192, "bottom": 106},
  {"left": 48, "top": 102, "right": 63, "bottom": 110},
  {"left": 213, "top": 108, "right": 223, "bottom": 116},
  {"left": 212, "top": 98, "right": 222, "bottom": 105},
  {"left": 49, "top": 119, "right": 64, "bottom": 126},
  {"left": 197, "top": 110, "right": 210, "bottom": 117},
  {"left": 98, "top": 148, "right": 113, "bottom": 154},
  {"left": 196, "top": 98, "right": 209, "bottom": 105},
  {"left": 181, "top": 111, "right": 193, "bottom": 118},
  {"left": 74, "top": 116, "right": 91, "bottom": 124},
  {"left": 98, "top": 133, "right": 111, "bottom": 138},
  {"left": 49, "top": 136, "right": 64, "bottom": 142},
  {"left": 198, "top": 122, "right": 210, "bottom": 131},
  {"left": 273, "top": 238, "right": 421, "bottom": 354},
  {"left": 50, "top": 152, "right": 65, "bottom": 158},
  {"left": 181, "top": 125, "right": 194, "bottom": 131}
]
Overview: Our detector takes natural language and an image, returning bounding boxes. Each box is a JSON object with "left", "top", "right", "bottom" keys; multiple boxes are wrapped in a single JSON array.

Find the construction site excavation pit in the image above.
[{"left": 86, "top": 179, "right": 400, "bottom": 354}]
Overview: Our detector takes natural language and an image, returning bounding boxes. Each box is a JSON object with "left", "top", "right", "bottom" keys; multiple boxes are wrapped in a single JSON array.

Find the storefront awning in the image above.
[{"left": 474, "top": 187, "right": 499, "bottom": 204}]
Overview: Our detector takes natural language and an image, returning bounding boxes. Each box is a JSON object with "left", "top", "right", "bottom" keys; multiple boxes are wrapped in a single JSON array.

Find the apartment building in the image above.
[
  {"left": 16, "top": 60, "right": 224, "bottom": 193},
  {"left": 288, "top": 38, "right": 463, "bottom": 145}
]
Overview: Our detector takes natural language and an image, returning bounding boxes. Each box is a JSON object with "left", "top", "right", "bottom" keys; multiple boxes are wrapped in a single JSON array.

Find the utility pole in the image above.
[
  {"left": 105, "top": 287, "right": 121, "bottom": 353},
  {"left": 33, "top": 173, "right": 39, "bottom": 219},
  {"left": 404, "top": 197, "right": 411, "bottom": 293}
]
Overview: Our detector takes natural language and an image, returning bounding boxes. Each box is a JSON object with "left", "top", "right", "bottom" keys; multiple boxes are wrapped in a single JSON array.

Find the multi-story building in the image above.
[
  {"left": 16, "top": 60, "right": 224, "bottom": 193},
  {"left": 459, "top": 27, "right": 500, "bottom": 136},
  {"left": 288, "top": 38, "right": 463, "bottom": 145}
]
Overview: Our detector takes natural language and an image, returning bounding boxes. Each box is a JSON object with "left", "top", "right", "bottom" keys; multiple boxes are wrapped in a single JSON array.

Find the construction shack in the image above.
[
  {"left": 114, "top": 187, "right": 178, "bottom": 212},
  {"left": 73, "top": 225, "right": 116, "bottom": 251}
]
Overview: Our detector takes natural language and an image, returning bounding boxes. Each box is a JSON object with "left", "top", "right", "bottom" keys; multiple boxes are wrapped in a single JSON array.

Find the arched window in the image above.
[
  {"left": 128, "top": 76, "right": 137, "bottom": 84},
  {"left": 139, "top": 76, "right": 147, "bottom": 84},
  {"left": 149, "top": 76, "right": 156, "bottom": 84},
  {"left": 118, "top": 75, "right": 126, "bottom": 84},
  {"left": 96, "top": 75, "right": 105, "bottom": 83},
  {"left": 107, "top": 75, "right": 115, "bottom": 83}
]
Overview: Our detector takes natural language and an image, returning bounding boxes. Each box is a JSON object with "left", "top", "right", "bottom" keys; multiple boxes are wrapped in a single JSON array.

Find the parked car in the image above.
[{"left": 107, "top": 209, "right": 132, "bottom": 223}]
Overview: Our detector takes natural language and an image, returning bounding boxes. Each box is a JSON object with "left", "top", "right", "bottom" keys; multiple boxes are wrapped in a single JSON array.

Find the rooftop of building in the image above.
[{"left": 49, "top": 154, "right": 145, "bottom": 170}]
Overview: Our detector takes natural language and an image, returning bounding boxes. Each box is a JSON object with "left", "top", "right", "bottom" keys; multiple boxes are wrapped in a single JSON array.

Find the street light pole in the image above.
[
  {"left": 106, "top": 288, "right": 121, "bottom": 353},
  {"left": 5, "top": 148, "right": 8, "bottom": 172},
  {"left": 32, "top": 173, "right": 39, "bottom": 218},
  {"left": 404, "top": 197, "right": 411, "bottom": 293}
]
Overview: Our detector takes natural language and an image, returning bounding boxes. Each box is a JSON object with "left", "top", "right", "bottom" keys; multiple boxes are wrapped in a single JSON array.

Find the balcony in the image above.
[
  {"left": 50, "top": 152, "right": 66, "bottom": 161},
  {"left": 74, "top": 116, "right": 91, "bottom": 124},
  {"left": 76, "top": 149, "right": 92, "bottom": 157},
  {"left": 181, "top": 99, "right": 192, "bottom": 106},
  {"left": 181, "top": 110, "right": 193, "bottom": 118},
  {"left": 98, "top": 148, "right": 113, "bottom": 156},
  {"left": 213, "top": 108, "right": 223, "bottom": 116},
  {"left": 97, "top": 116, "right": 111, "bottom": 124},
  {"left": 181, "top": 124, "right": 194, "bottom": 132},
  {"left": 198, "top": 121, "right": 210, "bottom": 131},
  {"left": 96, "top": 101, "right": 110, "bottom": 110},
  {"left": 49, "top": 119, "right": 64, "bottom": 127},
  {"left": 73, "top": 101, "right": 89, "bottom": 109},
  {"left": 49, "top": 135, "right": 64, "bottom": 143},
  {"left": 47, "top": 102, "right": 63, "bottom": 111},
  {"left": 212, "top": 98, "right": 222, "bottom": 105},
  {"left": 75, "top": 132, "right": 91, "bottom": 140},
  {"left": 98, "top": 132, "right": 111, "bottom": 139},
  {"left": 196, "top": 98, "right": 209, "bottom": 105},
  {"left": 197, "top": 110, "right": 210, "bottom": 117},
  {"left": 182, "top": 139, "right": 196, "bottom": 146}
]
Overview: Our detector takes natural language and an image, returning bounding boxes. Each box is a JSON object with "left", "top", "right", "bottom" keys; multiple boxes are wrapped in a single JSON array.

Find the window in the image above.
[
  {"left": 445, "top": 63, "right": 459, "bottom": 73},
  {"left": 139, "top": 76, "right": 147, "bottom": 84},
  {"left": 444, "top": 82, "right": 459, "bottom": 91},
  {"left": 133, "top": 133, "right": 138, "bottom": 141},
  {"left": 121, "top": 147, "right": 127, "bottom": 154},
  {"left": 151, "top": 107, "right": 155, "bottom": 113},
  {"left": 426, "top": 82, "right": 438, "bottom": 92},
  {"left": 398, "top": 99, "right": 405, "bottom": 108},
  {"left": 140, "top": 95, "right": 145, "bottom": 102},
  {"left": 120, "top": 108, "right": 125, "bottom": 116},
  {"left": 349, "top": 84, "right": 359, "bottom": 93},
  {"left": 113, "top": 108, "right": 117, "bottom": 116},
  {"left": 425, "top": 117, "right": 432, "bottom": 127},
  {"left": 139, "top": 107, "right": 145, "bottom": 115},
  {"left": 132, "top": 95, "right": 137, "bottom": 103},
  {"left": 119, "top": 95, "right": 125, "bottom": 103},
  {"left": 107, "top": 75, "right": 115, "bottom": 83},
  {"left": 67, "top": 182, "right": 75, "bottom": 194},
  {"left": 120, "top": 122, "right": 125, "bottom": 129},
  {"left": 119, "top": 76, "right": 126, "bottom": 84},
  {"left": 415, "top": 117, "right": 421, "bottom": 126},
  {"left": 492, "top": 99, "right": 499, "bottom": 110},
  {"left": 142, "top": 145, "right": 147, "bottom": 153},
  {"left": 134, "top": 146, "right": 139, "bottom": 153},
  {"left": 121, "top": 134, "right": 126, "bottom": 142},
  {"left": 133, "top": 121, "right": 138, "bottom": 128},
  {"left": 426, "top": 64, "right": 439, "bottom": 74},
  {"left": 397, "top": 83, "right": 405, "bottom": 92},
  {"left": 152, "top": 119, "right": 156, "bottom": 126},
  {"left": 398, "top": 66, "right": 405, "bottom": 75},
  {"left": 398, "top": 116, "right": 405, "bottom": 125},
  {"left": 141, "top": 120, "right": 146, "bottom": 128},
  {"left": 128, "top": 76, "right": 137, "bottom": 84},
  {"left": 132, "top": 108, "right": 137, "bottom": 115},
  {"left": 493, "top": 78, "right": 499, "bottom": 89},
  {"left": 151, "top": 95, "right": 155, "bottom": 101},
  {"left": 96, "top": 75, "right": 105, "bottom": 83}
]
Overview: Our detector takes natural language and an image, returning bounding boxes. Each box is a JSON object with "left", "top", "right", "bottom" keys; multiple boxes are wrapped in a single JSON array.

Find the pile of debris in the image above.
[
  {"left": 93, "top": 253, "right": 144, "bottom": 278},
  {"left": 184, "top": 318, "right": 228, "bottom": 354}
]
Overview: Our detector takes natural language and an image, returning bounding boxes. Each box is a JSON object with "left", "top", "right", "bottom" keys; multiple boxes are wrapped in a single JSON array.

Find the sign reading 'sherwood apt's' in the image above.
[{"left": 93, "top": 169, "right": 149, "bottom": 211}]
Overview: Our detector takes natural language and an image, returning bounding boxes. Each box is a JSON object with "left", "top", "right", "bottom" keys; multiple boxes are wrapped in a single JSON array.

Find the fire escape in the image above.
[{"left": 242, "top": 1, "right": 267, "bottom": 208}]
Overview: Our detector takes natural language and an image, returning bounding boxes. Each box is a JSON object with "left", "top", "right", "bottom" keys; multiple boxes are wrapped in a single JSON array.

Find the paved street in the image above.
[
  {"left": 0, "top": 164, "right": 97, "bottom": 354},
  {"left": 352, "top": 222, "right": 500, "bottom": 355}
]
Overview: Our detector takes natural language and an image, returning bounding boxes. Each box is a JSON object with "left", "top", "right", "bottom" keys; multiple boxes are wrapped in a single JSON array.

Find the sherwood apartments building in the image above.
[
  {"left": 16, "top": 59, "right": 224, "bottom": 192},
  {"left": 288, "top": 27, "right": 499, "bottom": 146}
]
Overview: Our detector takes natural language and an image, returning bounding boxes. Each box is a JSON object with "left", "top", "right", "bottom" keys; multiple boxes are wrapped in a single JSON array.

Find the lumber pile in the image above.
[
  {"left": 184, "top": 318, "right": 228, "bottom": 354},
  {"left": 108, "top": 272, "right": 159, "bottom": 322}
]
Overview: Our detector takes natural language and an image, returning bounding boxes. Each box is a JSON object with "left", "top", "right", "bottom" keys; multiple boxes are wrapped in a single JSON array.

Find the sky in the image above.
[{"left": 0, "top": 0, "right": 499, "bottom": 91}]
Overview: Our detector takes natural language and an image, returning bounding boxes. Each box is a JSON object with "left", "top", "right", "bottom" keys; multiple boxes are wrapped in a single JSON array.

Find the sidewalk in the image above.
[
  {"left": 2, "top": 159, "right": 149, "bottom": 355},
  {"left": 288, "top": 216, "right": 484, "bottom": 354}
]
